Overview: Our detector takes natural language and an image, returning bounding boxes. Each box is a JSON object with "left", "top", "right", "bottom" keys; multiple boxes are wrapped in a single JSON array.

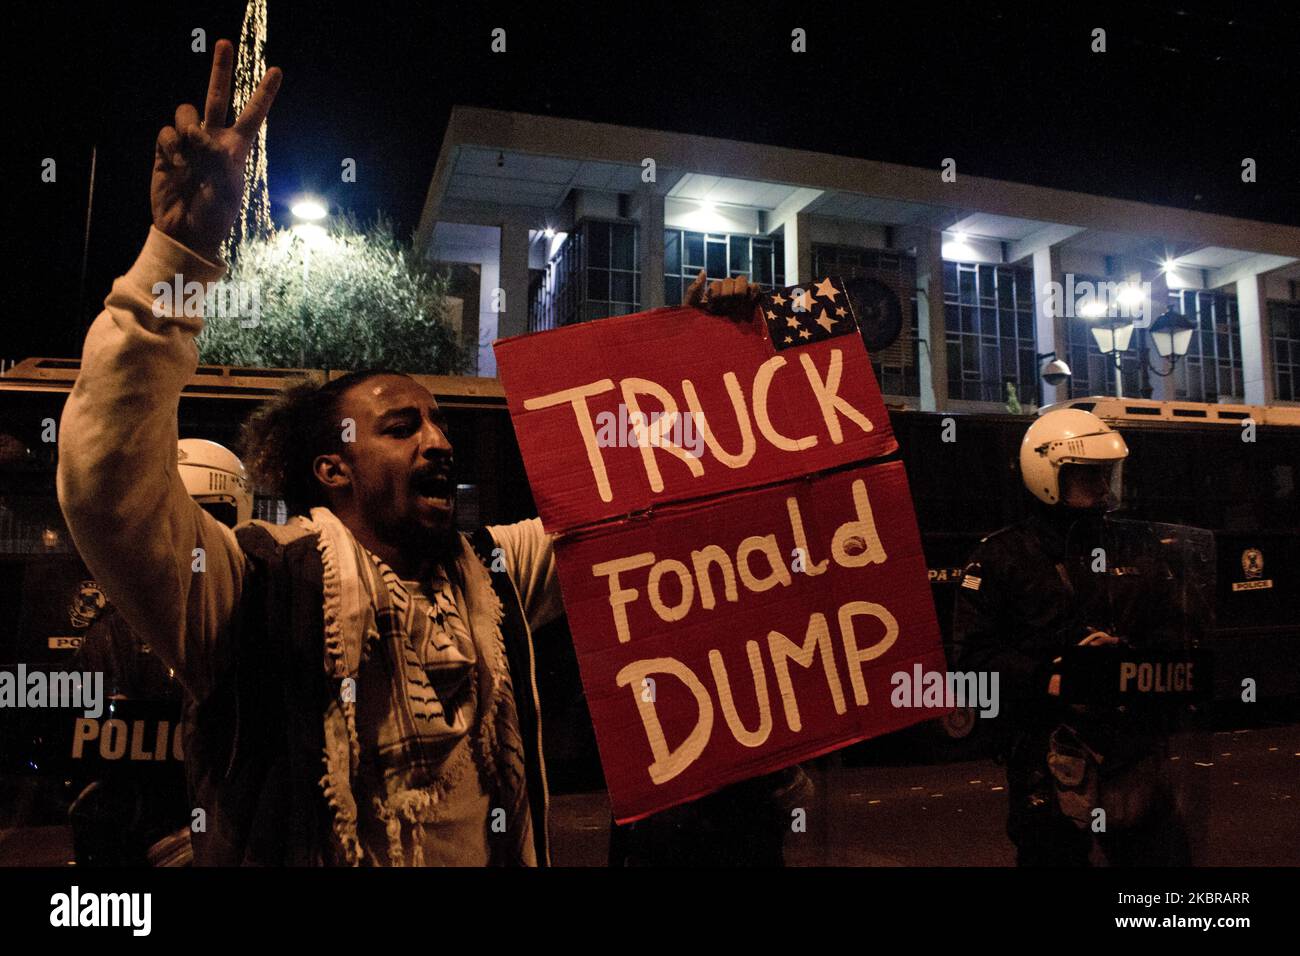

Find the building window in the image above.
[
  {"left": 529, "top": 220, "right": 639, "bottom": 331},
  {"left": 530, "top": 228, "right": 582, "bottom": 332},
  {"left": 1171, "top": 289, "right": 1243, "bottom": 402},
  {"left": 584, "top": 220, "right": 640, "bottom": 323},
  {"left": 663, "top": 229, "right": 784, "bottom": 306},
  {"left": 812, "top": 244, "right": 920, "bottom": 397},
  {"left": 1270, "top": 299, "right": 1300, "bottom": 402},
  {"left": 943, "top": 261, "right": 1038, "bottom": 404}
]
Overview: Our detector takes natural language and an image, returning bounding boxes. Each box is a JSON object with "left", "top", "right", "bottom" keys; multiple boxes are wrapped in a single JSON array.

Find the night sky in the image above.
[{"left": 9, "top": 0, "right": 1298, "bottom": 361}]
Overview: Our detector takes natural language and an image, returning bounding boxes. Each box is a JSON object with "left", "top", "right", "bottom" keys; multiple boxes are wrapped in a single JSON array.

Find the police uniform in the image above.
[
  {"left": 952, "top": 505, "right": 1191, "bottom": 866},
  {"left": 70, "top": 608, "right": 190, "bottom": 866}
]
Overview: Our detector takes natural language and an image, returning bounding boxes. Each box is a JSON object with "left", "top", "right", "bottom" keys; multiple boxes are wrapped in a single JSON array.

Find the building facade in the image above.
[{"left": 416, "top": 107, "right": 1300, "bottom": 412}]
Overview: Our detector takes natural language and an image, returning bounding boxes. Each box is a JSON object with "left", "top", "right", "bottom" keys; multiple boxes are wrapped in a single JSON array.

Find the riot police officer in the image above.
[
  {"left": 70, "top": 439, "right": 252, "bottom": 866},
  {"left": 952, "top": 408, "right": 1191, "bottom": 866}
]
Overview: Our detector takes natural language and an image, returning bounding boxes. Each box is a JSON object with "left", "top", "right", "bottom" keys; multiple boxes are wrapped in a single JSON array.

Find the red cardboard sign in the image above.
[
  {"left": 554, "top": 461, "right": 947, "bottom": 821},
  {"left": 495, "top": 305, "right": 897, "bottom": 532},
  {"left": 494, "top": 301, "right": 943, "bottom": 822}
]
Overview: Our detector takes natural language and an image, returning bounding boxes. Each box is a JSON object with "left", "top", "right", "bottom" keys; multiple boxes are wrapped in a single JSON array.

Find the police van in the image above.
[
  {"left": 893, "top": 394, "right": 1300, "bottom": 747},
  {"left": 2, "top": 359, "right": 1297, "bottom": 860}
]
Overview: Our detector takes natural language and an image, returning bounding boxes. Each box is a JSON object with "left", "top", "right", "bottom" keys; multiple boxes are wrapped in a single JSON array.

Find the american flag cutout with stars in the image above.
[{"left": 761, "top": 276, "right": 858, "bottom": 351}]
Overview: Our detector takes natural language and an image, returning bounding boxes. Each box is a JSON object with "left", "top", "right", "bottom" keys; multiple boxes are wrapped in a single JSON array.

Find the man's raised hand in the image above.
[
  {"left": 151, "top": 39, "right": 282, "bottom": 261},
  {"left": 683, "top": 269, "right": 762, "bottom": 321}
]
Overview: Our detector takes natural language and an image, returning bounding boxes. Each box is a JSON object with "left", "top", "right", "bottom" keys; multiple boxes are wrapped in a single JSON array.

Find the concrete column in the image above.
[
  {"left": 889, "top": 225, "right": 947, "bottom": 411},
  {"left": 769, "top": 188, "right": 822, "bottom": 286},
  {"left": 1032, "top": 245, "right": 1069, "bottom": 406},
  {"left": 638, "top": 187, "right": 665, "bottom": 309},
  {"left": 1236, "top": 273, "right": 1274, "bottom": 406},
  {"left": 476, "top": 255, "right": 500, "bottom": 378},
  {"left": 782, "top": 212, "right": 813, "bottom": 286},
  {"left": 497, "top": 218, "right": 531, "bottom": 335},
  {"left": 915, "top": 229, "right": 947, "bottom": 412},
  {"left": 476, "top": 221, "right": 530, "bottom": 378}
]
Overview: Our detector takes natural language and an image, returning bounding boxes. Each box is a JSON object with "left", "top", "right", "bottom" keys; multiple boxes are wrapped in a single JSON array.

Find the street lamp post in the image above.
[
  {"left": 1140, "top": 306, "right": 1198, "bottom": 394},
  {"left": 290, "top": 197, "right": 329, "bottom": 369},
  {"left": 1088, "top": 315, "right": 1135, "bottom": 398},
  {"left": 1082, "top": 299, "right": 1196, "bottom": 400},
  {"left": 1148, "top": 307, "right": 1198, "bottom": 362}
]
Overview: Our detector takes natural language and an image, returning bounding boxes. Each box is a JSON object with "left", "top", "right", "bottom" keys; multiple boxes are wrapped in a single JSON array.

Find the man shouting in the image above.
[{"left": 57, "top": 40, "right": 757, "bottom": 866}]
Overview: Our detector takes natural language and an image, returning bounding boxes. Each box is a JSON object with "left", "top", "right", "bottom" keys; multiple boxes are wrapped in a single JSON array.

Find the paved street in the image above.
[
  {"left": 549, "top": 722, "right": 1300, "bottom": 866},
  {"left": 1, "top": 723, "right": 1294, "bottom": 867}
]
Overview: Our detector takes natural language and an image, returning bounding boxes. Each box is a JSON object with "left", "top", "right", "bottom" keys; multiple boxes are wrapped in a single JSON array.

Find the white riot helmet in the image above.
[
  {"left": 1020, "top": 408, "right": 1128, "bottom": 507},
  {"left": 178, "top": 438, "right": 252, "bottom": 526}
]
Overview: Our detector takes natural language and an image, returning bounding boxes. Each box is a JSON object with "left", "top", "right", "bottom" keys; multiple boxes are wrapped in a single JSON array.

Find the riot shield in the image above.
[
  {"left": 1101, "top": 517, "right": 1216, "bottom": 652},
  {"left": 1054, "top": 517, "right": 1217, "bottom": 863}
]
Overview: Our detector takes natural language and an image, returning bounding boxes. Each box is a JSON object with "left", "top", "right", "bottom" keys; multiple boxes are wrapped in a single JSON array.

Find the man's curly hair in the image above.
[{"left": 238, "top": 368, "right": 405, "bottom": 516}]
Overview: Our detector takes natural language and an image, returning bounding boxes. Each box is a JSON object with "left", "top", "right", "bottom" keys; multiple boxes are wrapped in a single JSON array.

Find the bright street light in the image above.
[
  {"left": 1148, "top": 307, "right": 1197, "bottom": 359},
  {"left": 1117, "top": 283, "right": 1145, "bottom": 311},
  {"left": 287, "top": 198, "right": 331, "bottom": 369},
  {"left": 290, "top": 198, "right": 328, "bottom": 222}
]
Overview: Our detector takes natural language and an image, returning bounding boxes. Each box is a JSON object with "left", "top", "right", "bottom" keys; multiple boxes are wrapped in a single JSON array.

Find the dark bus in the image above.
[
  {"left": 2, "top": 359, "right": 1297, "bottom": 862},
  {"left": 891, "top": 395, "right": 1300, "bottom": 746}
]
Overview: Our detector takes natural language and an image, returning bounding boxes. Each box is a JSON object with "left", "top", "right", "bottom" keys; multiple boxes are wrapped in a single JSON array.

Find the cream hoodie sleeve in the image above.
[
  {"left": 487, "top": 517, "right": 563, "bottom": 632},
  {"left": 57, "top": 226, "right": 246, "bottom": 702}
]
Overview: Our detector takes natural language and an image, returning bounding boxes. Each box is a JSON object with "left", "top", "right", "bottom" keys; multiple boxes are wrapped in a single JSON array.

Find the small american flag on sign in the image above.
[{"left": 761, "top": 276, "right": 858, "bottom": 351}]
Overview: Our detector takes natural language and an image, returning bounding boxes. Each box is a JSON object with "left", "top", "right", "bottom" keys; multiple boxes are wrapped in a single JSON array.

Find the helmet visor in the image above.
[
  {"left": 198, "top": 500, "right": 239, "bottom": 528},
  {"left": 1058, "top": 460, "right": 1124, "bottom": 511}
]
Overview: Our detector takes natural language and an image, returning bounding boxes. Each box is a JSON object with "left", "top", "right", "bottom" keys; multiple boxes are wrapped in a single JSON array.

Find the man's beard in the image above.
[{"left": 389, "top": 508, "right": 460, "bottom": 562}]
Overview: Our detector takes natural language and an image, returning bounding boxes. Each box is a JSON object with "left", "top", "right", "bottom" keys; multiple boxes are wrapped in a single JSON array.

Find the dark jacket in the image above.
[
  {"left": 76, "top": 608, "right": 184, "bottom": 703},
  {"left": 185, "top": 523, "right": 548, "bottom": 866},
  {"left": 952, "top": 506, "right": 1189, "bottom": 734}
]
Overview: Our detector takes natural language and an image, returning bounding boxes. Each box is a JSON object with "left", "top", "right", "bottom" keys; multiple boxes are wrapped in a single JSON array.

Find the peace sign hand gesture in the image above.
[{"left": 151, "top": 39, "right": 282, "bottom": 261}]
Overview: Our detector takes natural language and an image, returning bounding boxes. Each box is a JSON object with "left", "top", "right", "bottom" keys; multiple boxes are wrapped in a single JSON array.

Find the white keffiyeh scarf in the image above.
[{"left": 306, "top": 507, "right": 534, "bottom": 866}]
